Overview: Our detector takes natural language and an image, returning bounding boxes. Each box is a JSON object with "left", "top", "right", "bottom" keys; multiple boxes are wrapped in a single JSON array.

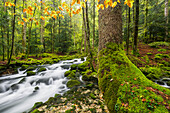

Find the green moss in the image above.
[
  {"left": 21, "top": 65, "right": 29, "bottom": 71},
  {"left": 147, "top": 52, "right": 153, "bottom": 55},
  {"left": 77, "top": 62, "right": 89, "bottom": 71},
  {"left": 38, "top": 67, "right": 46, "bottom": 72},
  {"left": 149, "top": 42, "right": 169, "bottom": 48},
  {"left": 67, "top": 71, "right": 76, "bottom": 79},
  {"left": 98, "top": 42, "right": 170, "bottom": 113},
  {"left": 81, "top": 57, "right": 85, "bottom": 61},
  {"left": 158, "top": 49, "right": 167, "bottom": 52},
  {"left": 64, "top": 70, "right": 71, "bottom": 77},
  {"left": 27, "top": 71, "right": 36, "bottom": 76},
  {"left": 32, "top": 102, "right": 43, "bottom": 109},
  {"left": 90, "top": 93, "right": 96, "bottom": 99},
  {"left": 27, "top": 66, "right": 37, "bottom": 71},
  {"left": 66, "top": 80, "right": 81, "bottom": 88},
  {"left": 70, "top": 64, "right": 77, "bottom": 70},
  {"left": 31, "top": 109, "right": 42, "bottom": 113}
]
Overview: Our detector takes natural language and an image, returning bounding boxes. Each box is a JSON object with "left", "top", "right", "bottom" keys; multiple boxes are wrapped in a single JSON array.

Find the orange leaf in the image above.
[
  {"left": 59, "top": 6, "right": 63, "bottom": 11},
  {"left": 71, "top": 0, "right": 76, "bottom": 6},
  {"left": 21, "top": 22, "right": 24, "bottom": 25},
  {"left": 41, "top": 16, "right": 45, "bottom": 20},
  {"left": 53, "top": 15, "right": 57, "bottom": 19},
  {"left": 47, "top": 11, "right": 50, "bottom": 15},
  {"left": 23, "top": 8, "right": 27, "bottom": 13},
  {"left": 23, "top": 18, "right": 27, "bottom": 22},
  {"left": 77, "top": 0, "right": 80, "bottom": 4},
  {"left": 142, "top": 98, "right": 146, "bottom": 102},
  {"left": 134, "top": 78, "right": 136, "bottom": 80},
  {"left": 36, "top": 22, "right": 38, "bottom": 25},
  {"left": 56, "top": 11, "right": 60, "bottom": 14},
  {"left": 5, "top": 2, "right": 10, "bottom": 6}
]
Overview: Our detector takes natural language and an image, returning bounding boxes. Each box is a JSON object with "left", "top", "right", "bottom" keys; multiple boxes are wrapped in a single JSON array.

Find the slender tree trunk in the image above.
[
  {"left": 92, "top": 0, "right": 95, "bottom": 48},
  {"left": 126, "top": 7, "right": 130, "bottom": 55},
  {"left": 81, "top": 22, "right": 84, "bottom": 53},
  {"left": 40, "top": 0, "right": 45, "bottom": 52},
  {"left": 22, "top": 0, "right": 27, "bottom": 53},
  {"left": 7, "top": 0, "right": 17, "bottom": 66},
  {"left": 27, "top": 1, "right": 37, "bottom": 57},
  {"left": 1, "top": 17, "right": 5, "bottom": 61},
  {"left": 144, "top": 0, "right": 148, "bottom": 40},
  {"left": 82, "top": 6, "right": 87, "bottom": 53},
  {"left": 85, "top": 1, "right": 95, "bottom": 72},
  {"left": 133, "top": 0, "right": 139, "bottom": 55},
  {"left": 165, "top": 0, "right": 169, "bottom": 41}
]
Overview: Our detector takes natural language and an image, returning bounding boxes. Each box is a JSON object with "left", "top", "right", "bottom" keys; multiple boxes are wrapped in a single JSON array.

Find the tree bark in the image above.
[
  {"left": 82, "top": 6, "right": 87, "bottom": 53},
  {"left": 133, "top": 0, "right": 139, "bottom": 55},
  {"left": 7, "top": 0, "right": 17, "bottom": 66},
  {"left": 92, "top": 0, "right": 95, "bottom": 48},
  {"left": 99, "top": 0, "right": 122, "bottom": 51},
  {"left": 85, "top": 1, "right": 95, "bottom": 72},
  {"left": 22, "top": 0, "right": 27, "bottom": 53},
  {"left": 126, "top": 7, "right": 130, "bottom": 55},
  {"left": 165, "top": 0, "right": 169, "bottom": 41},
  {"left": 144, "top": 0, "right": 148, "bottom": 40}
]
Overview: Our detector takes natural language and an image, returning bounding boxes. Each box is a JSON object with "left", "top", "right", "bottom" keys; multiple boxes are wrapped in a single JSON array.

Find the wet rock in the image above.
[
  {"left": 61, "top": 65, "right": 70, "bottom": 69},
  {"left": 166, "top": 81, "right": 170, "bottom": 86},
  {"left": 157, "top": 81, "right": 164, "bottom": 85},
  {"left": 18, "top": 78, "right": 26, "bottom": 84},
  {"left": 11, "top": 84, "right": 19, "bottom": 91},
  {"left": 27, "top": 66, "right": 37, "bottom": 72},
  {"left": 20, "top": 65, "right": 29, "bottom": 71},
  {"left": 70, "top": 64, "right": 77, "bottom": 70},
  {"left": 64, "top": 70, "right": 71, "bottom": 77},
  {"left": 81, "top": 57, "right": 85, "bottom": 61},
  {"left": 66, "top": 80, "right": 81, "bottom": 88},
  {"left": 27, "top": 71, "right": 36, "bottom": 76},
  {"left": 162, "top": 78, "right": 170, "bottom": 82},
  {"left": 38, "top": 67, "right": 46, "bottom": 72}
]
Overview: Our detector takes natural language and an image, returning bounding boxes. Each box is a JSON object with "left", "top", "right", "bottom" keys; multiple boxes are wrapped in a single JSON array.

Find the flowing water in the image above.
[{"left": 0, "top": 57, "right": 86, "bottom": 113}]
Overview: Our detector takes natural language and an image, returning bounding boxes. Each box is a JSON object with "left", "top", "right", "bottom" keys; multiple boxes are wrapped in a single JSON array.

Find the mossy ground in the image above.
[{"left": 98, "top": 43, "right": 170, "bottom": 113}]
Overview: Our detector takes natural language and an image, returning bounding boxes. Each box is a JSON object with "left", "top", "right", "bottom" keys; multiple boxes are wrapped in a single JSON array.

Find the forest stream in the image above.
[{"left": 0, "top": 57, "right": 86, "bottom": 113}]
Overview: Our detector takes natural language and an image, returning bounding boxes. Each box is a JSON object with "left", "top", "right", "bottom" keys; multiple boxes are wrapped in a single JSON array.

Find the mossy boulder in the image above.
[
  {"left": 70, "top": 64, "right": 77, "bottom": 70},
  {"left": 20, "top": 65, "right": 29, "bottom": 71},
  {"left": 98, "top": 43, "right": 170, "bottom": 113},
  {"left": 64, "top": 70, "right": 71, "bottom": 77},
  {"left": 32, "top": 102, "right": 44, "bottom": 110},
  {"left": 66, "top": 80, "right": 81, "bottom": 88},
  {"left": 27, "top": 66, "right": 37, "bottom": 71},
  {"left": 27, "top": 71, "right": 36, "bottom": 76},
  {"left": 38, "top": 67, "right": 46, "bottom": 72},
  {"left": 67, "top": 71, "right": 76, "bottom": 79},
  {"left": 166, "top": 81, "right": 170, "bottom": 86},
  {"left": 77, "top": 62, "right": 88, "bottom": 71},
  {"left": 81, "top": 57, "right": 85, "bottom": 61}
]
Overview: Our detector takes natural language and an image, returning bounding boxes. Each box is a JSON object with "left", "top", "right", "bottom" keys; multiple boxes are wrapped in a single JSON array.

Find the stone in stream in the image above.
[
  {"left": 61, "top": 65, "right": 70, "bottom": 69},
  {"left": 66, "top": 80, "right": 81, "bottom": 88},
  {"left": 37, "top": 67, "right": 47, "bottom": 72},
  {"left": 70, "top": 64, "right": 78, "bottom": 70},
  {"left": 157, "top": 81, "right": 165, "bottom": 85},
  {"left": 20, "top": 65, "right": 29, "bottom": 71},
  {"left": 26, "top": 66, "right": 37, "bottom": 72},
  {"left": 27, "top": 71, "right": 36, "bottom": 76},
  {"left": 166, "top": 81, "right": 170, "bottom": 86}
]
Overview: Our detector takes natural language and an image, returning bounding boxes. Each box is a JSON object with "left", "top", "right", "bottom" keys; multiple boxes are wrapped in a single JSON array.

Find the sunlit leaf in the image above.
[
  {"left": 41, "top": 16, "right": 45, "bottom": 20},
  {"left": 23, "top": 8, "right": 27, "bottom": 13},
  {"left": 56, "top": 11, "right": 60, "bottom": 14},
  {"left": 59, "top": 6, "right": 63, "bottom": 11}
]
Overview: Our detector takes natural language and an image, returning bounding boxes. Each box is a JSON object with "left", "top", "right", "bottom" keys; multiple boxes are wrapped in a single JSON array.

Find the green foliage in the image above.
[{"left": 149, "top": 42, "right": 169, "bottom": 48}]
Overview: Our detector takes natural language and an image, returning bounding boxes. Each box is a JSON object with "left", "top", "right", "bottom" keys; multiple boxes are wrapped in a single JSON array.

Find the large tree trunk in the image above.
[
  {"left": 165, "top": 0, "right": 169, "bottom": 41},
  {"left": 98, "top": 0, "right": 122, "bottom": 51},
  {"left": 144, "top": 0, "right": 148, "bottom": 39},
  {"left": 133, "top": 0, "right": 139, "bottom": 55}
]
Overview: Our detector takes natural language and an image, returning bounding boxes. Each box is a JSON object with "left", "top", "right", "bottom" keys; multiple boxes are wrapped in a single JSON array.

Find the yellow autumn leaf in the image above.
[
  {"left": 56, "top": 11, "right": 60, "bottom": 14},
  {"left": 59, "top": 6, "right": 63, "bottom": 11},
  {"left": 41, "top": 16, "right": 45, "bottom": 20},
  {"left": 112, "top": 2, "right": 117, "bottom": 8}
]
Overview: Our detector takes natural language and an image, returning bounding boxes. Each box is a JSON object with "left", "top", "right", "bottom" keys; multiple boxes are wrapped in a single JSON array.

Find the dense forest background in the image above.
[{"left": 0, "top": 0, "right": 169, "bottom": 64}]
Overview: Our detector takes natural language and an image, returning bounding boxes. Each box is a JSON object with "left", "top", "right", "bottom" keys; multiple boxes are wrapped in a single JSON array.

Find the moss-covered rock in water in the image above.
[
  {"left": 70, "top": 64, "right": 77, "bottom": 70},
  {"left": 67, "top": 71, "right": 76, "bottom": 79},
  {"left": 27, "top": 71, "right": 36, "bottom": 76},
  {"left": 20, "top": 65, "right": 29, "bottom": 71},
  {"left": 66, "top": 80, "right": 81, "bottom": 88},
  {"left": 77, "top": 62, "right": 88, "bottom": 71},
  {"left": 27, "top": 66, "right": 37, "bottom": 71},
  {"left": 98, "top": 43, "right": 170, "bottom": 113},
  {"left": 64, "top": 70, "right": 71, "bottom": 77},
  {"left": 32, "top": 102, "right": 44, "bottom": 110},
  {"left": 81, "top": 57, "right": 85, "bottom": 61},
  {"left": 38, "top": 67, "right": 46, "bottom": 72}
]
